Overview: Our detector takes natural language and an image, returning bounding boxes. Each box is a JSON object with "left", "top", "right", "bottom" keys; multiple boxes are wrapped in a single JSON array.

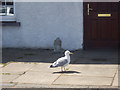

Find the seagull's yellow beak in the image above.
[{"left": 70, "top": 52, "right": 73, "bottom": 54}]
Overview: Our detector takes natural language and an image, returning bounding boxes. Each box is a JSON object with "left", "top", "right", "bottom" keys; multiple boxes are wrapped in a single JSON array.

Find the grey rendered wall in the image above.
[{"left": 2, "top": 2, "right": 83, "bottom": 50}]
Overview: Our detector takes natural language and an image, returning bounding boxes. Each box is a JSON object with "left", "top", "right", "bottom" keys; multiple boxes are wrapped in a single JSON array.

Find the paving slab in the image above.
[
  {"left": 13, "top": 83, "right": 88, "bottom": 88},
  {"left": 2, "top": 75, "right": 20, "bottom": 83},
  {"left": 2, "top": 62, "right": 35, "bottom": 74},
  {"left": 1, "top": 82, "right": 17, "bottom": 88},
  {"left": 66, "top": 64, "right": 117, "bottom": 77},
  {"left": 0, "top": 74, "right": 1, "bottom": 84},
  {"left": 53, "top": 75, "right": 113, "bottom": 86},
  {"left": 88, "top": 85, "right": 118, "bottom": 89},
  {"left": 0, "top": 64, "right": 3, "bottom": 68},
  {"left": 12, "top": 71, "right": 61, "bottom": 84}
]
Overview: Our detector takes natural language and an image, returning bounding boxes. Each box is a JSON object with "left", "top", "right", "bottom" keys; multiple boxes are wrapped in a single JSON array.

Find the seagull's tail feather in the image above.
[
  {"left": 49, "top": 65, "right": 58, "bottom": 68},
  {"left": 50, "top": 65, "right": 54, "bottom": 68}
]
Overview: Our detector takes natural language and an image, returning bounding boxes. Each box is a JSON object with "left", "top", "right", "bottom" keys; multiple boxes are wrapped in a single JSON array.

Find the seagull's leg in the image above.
[
  {"left": 64, "top": 67, "right": 66, "bottom": 71},
  {"left": 61, "top": 67, "right": 63, "bottom": 72}
]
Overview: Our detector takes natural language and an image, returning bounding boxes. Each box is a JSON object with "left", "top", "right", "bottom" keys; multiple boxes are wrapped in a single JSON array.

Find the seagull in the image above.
[{"left": 50, "top": 50, "right": 73, "bottom": 72}]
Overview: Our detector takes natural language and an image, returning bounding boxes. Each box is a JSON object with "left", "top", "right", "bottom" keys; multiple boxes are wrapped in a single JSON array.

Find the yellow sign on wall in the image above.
[{"left": 98, "top": 14, "right": 111, "bottom": 17}]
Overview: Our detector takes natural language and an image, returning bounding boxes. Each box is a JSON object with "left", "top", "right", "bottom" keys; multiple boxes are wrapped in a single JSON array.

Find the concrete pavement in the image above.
[
  {"left": 0, "top": 62, "right": 119, "bottom": 89},
  {"left": 0, "top": 48, "right": 119, "bottom": 89}
]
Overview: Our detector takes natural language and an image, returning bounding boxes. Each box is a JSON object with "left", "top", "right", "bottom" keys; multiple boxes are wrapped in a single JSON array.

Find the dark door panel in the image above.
[{"left": 84, "top": 2, "right": 119, "bottom": 49}]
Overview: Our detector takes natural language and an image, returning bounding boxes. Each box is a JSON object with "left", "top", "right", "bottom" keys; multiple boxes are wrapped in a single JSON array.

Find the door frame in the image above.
[
  {"left": 83, "top": 1, "right": 120, "bottom": 50},
  {"left": 83, "top": 2, "right": 87, "bottom": 50},
  {"left": 117, "top": 1, "right": 120, "bottom": 49}
]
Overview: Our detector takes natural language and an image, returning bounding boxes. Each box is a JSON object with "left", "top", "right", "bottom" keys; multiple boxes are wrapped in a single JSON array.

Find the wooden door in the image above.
[{"left": 83, "top": 2, "right": 119, "bottom": 49}]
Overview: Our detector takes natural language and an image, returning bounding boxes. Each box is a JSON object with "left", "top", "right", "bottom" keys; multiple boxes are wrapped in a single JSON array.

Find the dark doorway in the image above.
[{"left": 83, "top": 2, "right": 119, "bottom": 49}]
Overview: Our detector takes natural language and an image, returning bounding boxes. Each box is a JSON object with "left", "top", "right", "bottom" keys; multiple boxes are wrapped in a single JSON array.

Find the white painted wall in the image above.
[{"left": 2, "top": 2, "right": 83, "bottom": 50}]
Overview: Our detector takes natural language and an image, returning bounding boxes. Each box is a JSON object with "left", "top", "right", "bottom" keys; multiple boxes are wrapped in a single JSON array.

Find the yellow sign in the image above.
[{"left": 98, "top": 14, "right": 111, "bottom": 17}]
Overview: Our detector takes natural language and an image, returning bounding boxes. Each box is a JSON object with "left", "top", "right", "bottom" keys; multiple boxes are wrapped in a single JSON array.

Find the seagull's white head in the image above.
[{"left": 65, "top": 50, "right": 73, "bottom": 56}]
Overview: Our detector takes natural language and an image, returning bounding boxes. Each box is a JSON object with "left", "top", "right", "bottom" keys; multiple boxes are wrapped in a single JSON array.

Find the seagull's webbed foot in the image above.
[
  {"left": 61, "top": 67, "right": 63, "bottom": 72},
  {"left": 61, "top": 67, "right": 68, "bottom": 72},
  {"left": 63, "top": 67, "right": 66, "bottom": 71}
]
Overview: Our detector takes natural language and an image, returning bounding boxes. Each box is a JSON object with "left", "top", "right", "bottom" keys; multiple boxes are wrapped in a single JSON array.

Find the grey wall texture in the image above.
[{"left": 2, "top": 2, "right": 83, "bottom": 50}]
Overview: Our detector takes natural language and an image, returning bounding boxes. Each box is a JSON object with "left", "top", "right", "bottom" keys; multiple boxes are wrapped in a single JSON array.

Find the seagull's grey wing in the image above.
[{"left": 55, "top": 59, "right": 68, "bottom": 67}]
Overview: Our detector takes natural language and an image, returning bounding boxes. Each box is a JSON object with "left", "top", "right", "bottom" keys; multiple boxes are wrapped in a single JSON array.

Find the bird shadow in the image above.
[{"left": 52, "top": 71, "right": 80, "bottom": 74}]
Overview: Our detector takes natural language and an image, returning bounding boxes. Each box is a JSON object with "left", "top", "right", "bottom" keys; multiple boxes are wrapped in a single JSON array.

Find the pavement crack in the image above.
[
  {"left": 110, "top": 68, "right": 118, "bottom": 86},
  {"left": 51, "top": 74, "right": 62, "bottom": 85},
  {"left": 10, "top": 64, "right": 37, "bottom": 83}
]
